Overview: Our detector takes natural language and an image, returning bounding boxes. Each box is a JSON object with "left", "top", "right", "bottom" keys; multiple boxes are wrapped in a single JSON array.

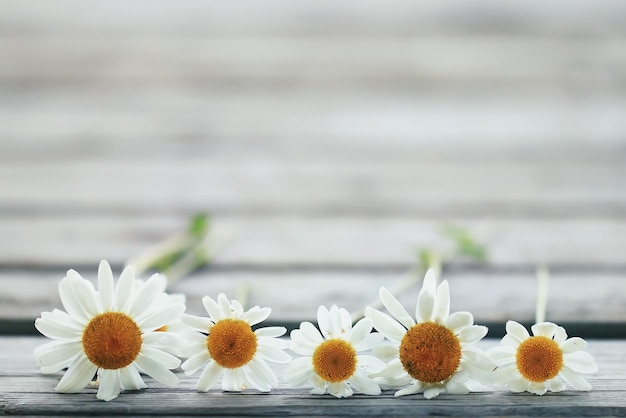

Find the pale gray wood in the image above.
[
  {"left": 2, "top": 94, "right": 626, "bottom": 146},
  {"left": 1, "top": 0, "right": 625, "bottom": 36},
  {"left": 0, "top": 337, "right": 623, "bottom": 416},
  {"left": 3, "top": 270, "right": 624, "bottom": 324},
  {"left": 2, "top": 38, "right": 626, "bottom": 91},
  {"left": 1, "top": 161, "right": 624, "bottom": 216},
  {"left": 2, "top": 217, "right": 626, "bottom": 267}
]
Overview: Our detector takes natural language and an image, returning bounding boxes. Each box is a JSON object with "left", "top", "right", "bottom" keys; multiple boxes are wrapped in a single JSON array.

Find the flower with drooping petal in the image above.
[
  {"left": 286, "top": 305, "right": 386, "bottom": 398},
  {"left": 181, "top": 293, "right": 291, "bottom": 392},
  {"left": 488, "top": 320, "right": 598, "bottom": 395},
  {"left": 34, "top": 260, "right": 185, "bottom": 401},
  {"left": 365, "top": 269, "right": 495, "bottom": 399}
]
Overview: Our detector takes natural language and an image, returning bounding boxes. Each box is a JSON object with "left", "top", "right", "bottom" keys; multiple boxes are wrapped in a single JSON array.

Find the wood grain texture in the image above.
[
  {"left": 0, "top": 337, "right": 623, "bottom": 416},
  {"left": 3, "top": 270, "right": 624, "bottom": 326}
]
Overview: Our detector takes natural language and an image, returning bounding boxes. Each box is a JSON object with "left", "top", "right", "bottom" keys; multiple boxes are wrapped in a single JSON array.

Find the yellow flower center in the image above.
[
  {"left": 207, "top": 319, "right": 257, "bottom": 369},
  {"left": 516, "top": 336, "right": 563, "bottom": 382},
  {"left": 82, "top": 312, "right": 142, "bottom": 370},
  {"left": 399, "top": 322, "right": 462, "bottom": 383},
  {"left": 312, "top": 339, "right": 357, "bottom": 383}
]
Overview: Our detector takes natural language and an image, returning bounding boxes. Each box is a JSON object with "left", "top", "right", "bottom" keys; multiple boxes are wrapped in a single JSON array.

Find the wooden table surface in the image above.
[{"left": 1, "top": 0, "right": 625, "bottom": 415}]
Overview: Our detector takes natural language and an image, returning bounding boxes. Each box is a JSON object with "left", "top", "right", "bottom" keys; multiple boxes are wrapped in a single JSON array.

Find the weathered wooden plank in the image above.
[
  {"left": 1, "top": 161, "right": 624, "bottom": 216},
  {"left": 2, "top": 38, "right": 626, "bottom": 91},
  {"left": 1, "top": 0, "right": 625, "bottom": 37},
  {"left": 2, "top": 269, "right": 623, "bottom": 325},
  {"left": 2, "top": 217, "right": 626, "bottom": 267},
  {"left": 2, "top": 94, "right": 626, "bottom": 147},
  {"left": 0, "top": 337, "right": 623, "bottom": 416}
]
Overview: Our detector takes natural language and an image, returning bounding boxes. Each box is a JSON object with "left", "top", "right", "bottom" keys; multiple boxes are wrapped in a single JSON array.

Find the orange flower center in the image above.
[
  {"left": 312, "top": 339, "right": 357, "bottom": 383},
  {"left": 516, "top": 336, "right": 563, "bottom": 382},
  {"left": 399, "top": 322, "right": 462, "bottom": 383},
  {"left": 207, "top": 319, "right": 257, "bottom": 369},
  {"left": 82, "top": 312, "right": 142, "bottom": 370}
]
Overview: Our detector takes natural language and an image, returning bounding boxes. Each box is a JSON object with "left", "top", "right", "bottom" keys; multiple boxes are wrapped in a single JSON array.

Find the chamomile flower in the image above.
[
  {"left": 181, "top": 294, "right": 291, "bottom": 392},
  {"left": 365, "top": 269, "right": 495, "bottom": 399},
  {"left": 34, "top": 260, "right": 185, "bottom": 401},
  {"left": 286, "top": 305, "right": 386, "bottom": 398},
  {"left": 488, "top": 320, "right": 598, "bottom": 395}
]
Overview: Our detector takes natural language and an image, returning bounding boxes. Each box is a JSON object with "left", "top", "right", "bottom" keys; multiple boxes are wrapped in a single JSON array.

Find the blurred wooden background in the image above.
[{"left": 1, "top": 0, "right": 625, "bottom": 336}]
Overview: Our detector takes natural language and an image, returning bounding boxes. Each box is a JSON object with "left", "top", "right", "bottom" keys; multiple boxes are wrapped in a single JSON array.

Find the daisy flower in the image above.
[
  {"left": 34, "top": 260, "right": 186, "bottom": 401},
  {"left": 365, "top": 269, "right": 495, "bottom": 399},
  {"left": 286, "top": 305, "right": 386, "bottom": 398},
  {"left": 488, "top": 320, "right": 598, "bottom": 395},
  {"left": 180, "top": 293, "right": 291, "bottom": 392}
]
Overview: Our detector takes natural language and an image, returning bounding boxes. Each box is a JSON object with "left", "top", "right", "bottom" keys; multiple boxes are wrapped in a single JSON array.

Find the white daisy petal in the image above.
[
  {"left": 424, "top": 384, "right": 446, "bottom": 399},
  {"left": 509, "top": 375, "right": 530, "bottom": 392},
  {"left": 353, "top": 332, "right": 385, "bottom": 352},
  {"left": 289, "top": 329, "right": 318, "bottom": 355},
  {"left": 119, "top": 364, "right": 147, "bottom": 391},
  {"left": 328, "top": 381, "right": 353, "bottom": 398},
  {"left": 217, "top": 293, "right": 232, "bottom": 318},
  {"left": 379, "top": 287, "right": 415, "bottom": 329},
  {"left": 241, "top": 306, "right": 271, "bottom": 326},
  {"left": 445, "top": 311, "right": 473, "bottom": 333},
  {"left": 310, "top": 374, "right": 327, "bottom": 394},
  {"left": 286, "top": 356, "right": 315, "bottom": 387},
  {"left": 337, "top": 306, "right": 352, "bottom": 338},
  {"left": 299, "top": 321, "right": 324, "bottom": 345},
  {"left": 97, "top": 369, "right": 121, "bottom": 402},
  {"left": 528, "top": 381, "right": 547, "bottom": 396},
  {"left": 230, "top": 300, "right": 244, "bottom": 318},
  {"left": 553, "top": 325, "right": 568, "bottom": 343},
  {"left": 506, "top": 320, "right": 531, "bottom": 342},
  {"left": 182, "top": 351, "right": 211, "bottom": 375},
  {"left": 364, "top": 307, "right": 406, "bottom": 343},
  {"left": 434, "top": 280, "right": 451, "bottom": 323},
  {"left": 128, "top": 273, "right": 167, "bottom": 318},
  {"left": 317, "top": 305, "right": 331, "bottom": 338},
  {"left": 34, "top": 317, "right": 81, "bottom": 341},
  {"left": 257, "top": 344, "right": 292, "bottom": 363},
  {"left": 255, "top": 326, "right": 286, "bottom": 338},
  {"left": 134, "top": 354, "right": 179, "bottom": 387},
  {"left": 136, "top": 303, "right": 185, "bottom": 331},
  {"left": 501, "top": 334, "right": 522, "bottom": 348},
  {"left": 488, "top": 346, "right": 516, "bottom": 364},
  {"left": 560, "top": 337, "right": 587, "bottom": 354},
  {"left": 395, "top": 382, "right": 424, "bottom": 397},
  {"left": 35, "top": 341, "right": 82, "bottom": 373},
  {"left": 115, "top": 265, "right": 135, "bottom": 311},
  {"left": 245, "top": 358, "right": 278, "bottom": 391},
  {"left": 349, "top": 317, "right": 373, "bottom": 346},
  {"left": 55, "top": 355, "right": 98, "bottom": 393},
  {"left": 196, "top": 361, "right": 222, "bottom": 392},
  {"left": 98, "top": 260, "right": 115, "bottom": 312},
  {"left": 547, "top": 378, "right": 565, "bottom": 392},
  {"left": 416, "top": 285, "right": 435, "bottom": 323},
  {"left": 446, "top": 379, "right": 470, "bottom": 395},
  {"left": 356, "top": 354, "right": 386, "bottom": 374},
  {"left": 531, "top": 322, "right": 557, "bottom": 339},
  {"left": 563, "top": 351, "right": 598, "bottom": 374},
  {"left": 349, "top": 372, "right": 381, "bottom": 395},
  {"left": 140, "top": 347, "right": 181, "bottom": 370},
  {"left": 182, "top": 314, "right": 213, "bottom": 333},
  {"left": 202, "top": 296, "right": 223, "bottom": 321},
  {"left": 58, "top": 276, "right": 93, "bottom": 323},
  {"left": 458, "top": 325, "right": 488, "bottom": 344},
  {"left": 495, "top": 364, "right": 518, "bottom": 386}
]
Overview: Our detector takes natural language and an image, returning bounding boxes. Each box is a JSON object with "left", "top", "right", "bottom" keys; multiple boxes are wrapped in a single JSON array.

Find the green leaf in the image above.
[
  {"left": 441, "top": 224, "right": 488, "bottom": 262},
  {"left": 188, "top": 213, "right": 210, "bottom": 239}
]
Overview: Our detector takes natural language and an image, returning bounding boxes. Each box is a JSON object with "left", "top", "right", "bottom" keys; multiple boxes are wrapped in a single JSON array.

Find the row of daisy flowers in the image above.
[{"left": 34, "top": 260, "right": 598, "bottom": 401}]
